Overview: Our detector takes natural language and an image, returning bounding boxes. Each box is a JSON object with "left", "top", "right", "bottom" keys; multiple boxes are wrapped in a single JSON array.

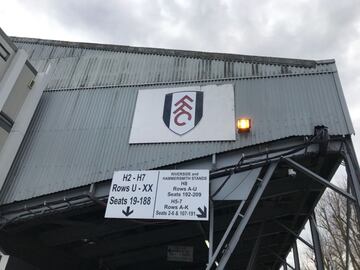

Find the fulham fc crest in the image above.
[{"left": 163, "top": 91, "right": 203, "bottom": 135}]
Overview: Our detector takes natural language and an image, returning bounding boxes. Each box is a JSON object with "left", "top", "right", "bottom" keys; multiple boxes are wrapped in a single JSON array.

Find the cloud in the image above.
[
  {"left": 2, "top": 0, "right": 360, "bottom": 146},
  {"left": 11, "top": 0, "right": 360, "bottom": 56}
]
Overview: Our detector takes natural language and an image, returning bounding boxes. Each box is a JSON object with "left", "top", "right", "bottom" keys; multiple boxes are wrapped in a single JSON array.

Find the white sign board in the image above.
[
  {"left": 105, "top": 170, "right": 209, "bottom": 221},
  {"left": 129, "top": 84, "right": 235, "bottom": 143}
]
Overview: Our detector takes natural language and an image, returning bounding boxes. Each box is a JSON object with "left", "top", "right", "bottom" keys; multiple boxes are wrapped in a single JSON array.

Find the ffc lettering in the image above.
[
  {"left": 173, "top": 95, "right": 193, "bottom": 126},
  {"left": 163, "top": 91, "right": 203, "bottom": 135}
]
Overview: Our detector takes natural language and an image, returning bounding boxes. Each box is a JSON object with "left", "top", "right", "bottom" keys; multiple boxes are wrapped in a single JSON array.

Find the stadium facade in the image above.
[{"left": 0, "top": 27, "right": 359, "bottom": 269}]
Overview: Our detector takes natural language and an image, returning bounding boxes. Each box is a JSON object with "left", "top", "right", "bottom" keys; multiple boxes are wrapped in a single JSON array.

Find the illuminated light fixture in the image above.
[
  {"left": 205, "top": 240, "right": 210, "bottom": 248},
  {"left": 237, "top": 118, "right": 251, "bottom": 133},
  {"left": 205, "top": 240, "right": 219, "bottom": 266}
]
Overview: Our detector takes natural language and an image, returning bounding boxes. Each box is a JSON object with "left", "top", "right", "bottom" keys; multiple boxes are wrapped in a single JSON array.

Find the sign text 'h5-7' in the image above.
[{"left": 105, "top": 170, "right": 209, "bottom": 221}]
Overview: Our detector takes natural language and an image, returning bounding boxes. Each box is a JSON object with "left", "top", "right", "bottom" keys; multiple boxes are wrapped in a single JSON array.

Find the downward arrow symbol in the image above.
[
  {"left": 196, "top": 206, "right": 207, "bottom": 218},
  {"left": 122, "top": 206, "right": 134, "bottom": 217}
]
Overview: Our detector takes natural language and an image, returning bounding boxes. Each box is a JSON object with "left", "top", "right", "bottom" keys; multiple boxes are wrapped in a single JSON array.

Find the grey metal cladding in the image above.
[
  {"left": 0, "top": 38, "right": 354, "bottom": 204},
  {"left": 0, "top": 74, "right": 353, "bottom": 204},
  {"left": 12, "top": 40, "right": 337, "bottom": 91}
]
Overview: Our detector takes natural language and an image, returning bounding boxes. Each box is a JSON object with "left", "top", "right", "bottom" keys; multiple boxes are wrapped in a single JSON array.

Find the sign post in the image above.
[{"left": 105, "top": 170, "right": 209, "bottom": 221}]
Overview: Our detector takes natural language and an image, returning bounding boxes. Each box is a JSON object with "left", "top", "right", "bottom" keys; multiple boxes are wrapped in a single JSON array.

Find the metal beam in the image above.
[
  {"left": 216, "top": 162, "right": 278, "bottom": 269},
  {"left": 345, "top": 178, "right": 351, "bottom": 270},
  {"left": 268, "top": 250, "right": 295, "bottom": 270},
  {"left": 283, "top": 157, "right": 356, "bottom": 202},
  {"left": 343, "top": 138, "right": 360, "bottom": 220},
  {"left": 292, "top": 242, "right": 300, "bottom": 270},
  {"left": 345, "top": 138, "right": 360, "bottom": 199},
  {"left": 205, "top": 201, "right": 246, "bottom": 269},
  {"left": 309, "top": 214, "right": 325, "bottom": 270},
  {"left": 245, "top": 223, "right": 264, "bottom": 270},
  {"left": 208, "top": 200, "right": 214, "bottom": 263},
  {"left": 274, "top": 220, "right": 313, "bottom": 250}
]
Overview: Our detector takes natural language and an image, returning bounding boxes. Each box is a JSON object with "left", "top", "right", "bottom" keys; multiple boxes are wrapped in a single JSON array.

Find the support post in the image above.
[
  {"left": 292, "top": 241, "right": 300, "bottom": 270},
  {"left": 0, "top": 50, "right": 28, "bottom": 110},
  {"left": 245, "top": 223, "right": 264, "bottom": 270},
  {"left": 309, "top": 214, "right": 324, "bottom": 270},
  {"left": 216, "top": 162, "right": 278, "bottom": 270},
  {"left": 0, "top": 71, "right": 48, "bottom": 191},
  {"left": 206, "top": 200, "right": 246, "bottom": 270},
  {"left": 208, "top": 199, "right": 214, "bottom": 264},
  {"left": 345, "top": 177, "right": 351, "bottom": 270},
  {"left": 343, "top": 138, "right": 360, "bottom": 222}
]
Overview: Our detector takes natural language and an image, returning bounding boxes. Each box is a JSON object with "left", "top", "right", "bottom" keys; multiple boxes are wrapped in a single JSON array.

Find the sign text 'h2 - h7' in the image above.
[{"left": 105, "top": 170, "right": 209, "bottom": 221}]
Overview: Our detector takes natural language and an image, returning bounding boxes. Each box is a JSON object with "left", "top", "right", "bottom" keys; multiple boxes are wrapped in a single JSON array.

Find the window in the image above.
[{"left": 0, "top": 42, "right": 10, "bottom": 61}]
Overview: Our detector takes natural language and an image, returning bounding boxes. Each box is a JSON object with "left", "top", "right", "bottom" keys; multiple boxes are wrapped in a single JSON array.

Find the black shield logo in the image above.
[{"left": 163, "top": 91, "right": 203, "bottom": 135}]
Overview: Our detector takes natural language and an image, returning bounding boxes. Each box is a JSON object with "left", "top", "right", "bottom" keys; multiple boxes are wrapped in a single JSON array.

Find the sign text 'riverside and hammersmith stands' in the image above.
[{"left": 105, "top": 170, "right": 209, "bottom": 221}]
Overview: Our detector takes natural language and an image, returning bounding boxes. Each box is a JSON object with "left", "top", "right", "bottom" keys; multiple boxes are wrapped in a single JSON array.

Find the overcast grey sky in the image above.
[{"left": 0, "top": 0, "right": 359, "bottom": 140}]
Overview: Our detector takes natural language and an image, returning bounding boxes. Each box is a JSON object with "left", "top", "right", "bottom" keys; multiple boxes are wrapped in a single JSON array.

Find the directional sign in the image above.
[
  {"left": 105, "top": 170, "right": 209, "bottom": 221},
  {"left": 153, "top": 170, "right": 208, "bottom": 220}
]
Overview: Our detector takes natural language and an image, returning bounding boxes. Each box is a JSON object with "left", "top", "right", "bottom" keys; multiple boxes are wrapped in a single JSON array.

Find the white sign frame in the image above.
[
  {"left": 129, "top": 84, "right": 235, "bottom": 143},
  {"left": 105, "top": 170, "right": 209, "bottom": 221}
]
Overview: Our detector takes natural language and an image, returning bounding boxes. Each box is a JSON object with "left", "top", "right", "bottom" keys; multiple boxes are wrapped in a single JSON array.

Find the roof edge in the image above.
[
  {"left": 316, "top": 59, "right": 335, "bottom": 64},
  {"left": 10, "top": 36, "right": 321, "bottom": 68},
  {"left": 0, "top": 27, "right": 18, "bottom": 52},
  {"left": 0, "top": 28, "right": 38, "bottom": 75}
]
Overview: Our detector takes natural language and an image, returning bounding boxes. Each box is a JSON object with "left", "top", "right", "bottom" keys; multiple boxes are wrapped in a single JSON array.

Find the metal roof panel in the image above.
[
  {"left": 0, "top": 72, "right": 353, "bottom": 204},
  {"left": 12, "top": 40, "right": 337, "bottom": 91}
]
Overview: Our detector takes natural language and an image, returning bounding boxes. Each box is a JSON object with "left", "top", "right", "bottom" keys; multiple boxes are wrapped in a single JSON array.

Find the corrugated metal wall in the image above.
[
  {"left": 14, "top": 40, "right": 336, "bottom": 90},
  {"left": 0, "top": 39, "right": 353, "bottom": 204}
]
